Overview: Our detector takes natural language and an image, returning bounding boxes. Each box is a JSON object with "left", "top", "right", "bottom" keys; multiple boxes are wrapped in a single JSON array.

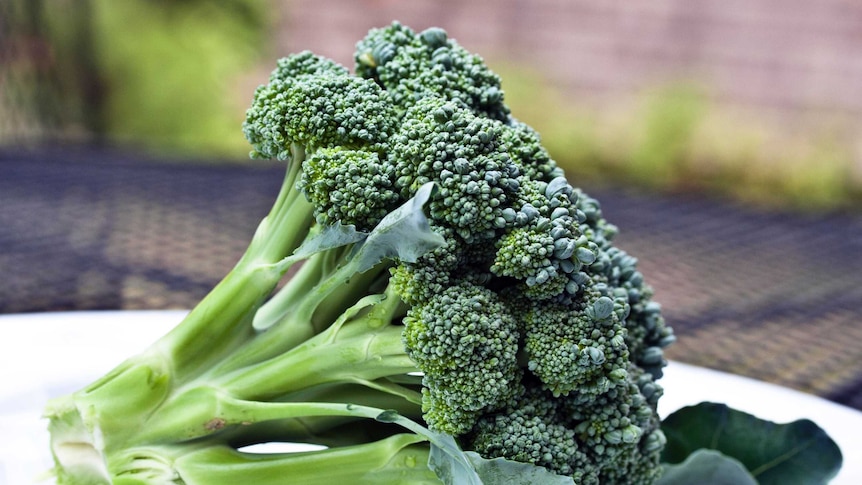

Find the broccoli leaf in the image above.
[
  {"left": 657, "top": 449, "right": 757, "bottom": 485},
  {"left": 426, "top": 436, "right": 576, "bottom": 485},
  {"left": 661, "top": 402, "right": 842, "bottom": 485},
  {"left": 291, "top": 221, "right": 368, "bottom": 261},
  {"left": 275, "top": 181, "right": 441, "bottom": 274},
  {"left": 255, "top": 182, "right": 442, "bottom": 331},
  {"left": 350, "top": 182, "right": 445, "bottom": 274},
  {"left": 428, "top": 435, "right": 484, "bottom": 485},
  {"left": 465, "top": 452, "right": 576, "bottom": 485}
]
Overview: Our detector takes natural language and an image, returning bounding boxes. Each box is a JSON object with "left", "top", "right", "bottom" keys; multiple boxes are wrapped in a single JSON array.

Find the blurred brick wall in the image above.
[{"left": 275, "top": 0, "right": 862, "bottom": 134}]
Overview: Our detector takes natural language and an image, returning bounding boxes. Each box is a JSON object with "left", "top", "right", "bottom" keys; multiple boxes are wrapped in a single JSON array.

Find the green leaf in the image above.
[
  {"left": 426, "top": 435, "right": 575, "bottom": 485},
  {"left": 290, "top": 221, "right": 367, "bottom": 261},
  {"left": 465, "top": 452, "right": 576, "bottom": 485},
  {"left": 428, "top": 435, "right": 483, "bottom": 485},
  {"left": 657, "top": 449, "right": 758, "bottom": 485},
  {"left": 375, "top": 409, "right": 401, "bottom": 423},
  {"left": 350, "top": 182, "right": 445, "bottom": 274},
  {"left": 661, "top": 402, "right": 843, "bottom": 485}
]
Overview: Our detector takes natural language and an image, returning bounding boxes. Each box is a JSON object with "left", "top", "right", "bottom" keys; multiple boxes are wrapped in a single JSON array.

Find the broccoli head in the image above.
[{"left": 45, "top": 22, "right": 674, "bottom": 485}]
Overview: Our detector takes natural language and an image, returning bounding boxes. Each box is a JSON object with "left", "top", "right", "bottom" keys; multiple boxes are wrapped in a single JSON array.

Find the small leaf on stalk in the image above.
[
  {"left": 350, "top": 182, "right": 445, "bottom": 274},
  {"left": 427, "top": 433, "right": 575, "bottom": 485},
  {"left": 375, "top": 409, "right": 400, "bottom": 423},
  {"left": 465, "top": 452, "right": 576, "bottom": 485},
  {"left": 291, "top": 222, "right": 368, "bottom": 260},
  {"left": 428, "top": 435, "right": 483, "bottom": 485}
]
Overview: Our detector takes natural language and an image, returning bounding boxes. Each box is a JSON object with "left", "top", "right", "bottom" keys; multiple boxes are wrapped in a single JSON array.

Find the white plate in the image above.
[{"left": 1, "top": 311, "right": 859, "bottom": 484}]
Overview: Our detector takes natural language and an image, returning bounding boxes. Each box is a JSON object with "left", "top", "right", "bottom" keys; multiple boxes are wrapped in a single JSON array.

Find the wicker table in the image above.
[{"left": 2, "top": 146, "right": 861, "bottom": 411}]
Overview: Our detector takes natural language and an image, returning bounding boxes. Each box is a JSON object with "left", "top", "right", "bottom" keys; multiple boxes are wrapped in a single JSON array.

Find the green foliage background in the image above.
[
  {"left": 1, "top": 0, "right": 268, "bottom": 157},
  {"left": 86, "top": 0, "right": 268, "bottom": 156}
]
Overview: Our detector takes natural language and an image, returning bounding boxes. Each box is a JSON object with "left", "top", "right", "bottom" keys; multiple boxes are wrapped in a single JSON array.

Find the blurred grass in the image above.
[
  {"left": 1, "top": 0, "right": 269, "bottom": 158},
  {"left": 495, "top": 63, "right": 861, "bottom": 212},
  {"left": 86, "top": 0, "right": 268, "bottom": 157}
]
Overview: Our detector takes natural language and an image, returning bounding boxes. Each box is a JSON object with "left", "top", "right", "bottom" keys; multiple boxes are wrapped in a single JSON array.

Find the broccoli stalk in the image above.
[
  {"left": 45, "top": 178, "right": 446, "bottom": 484},
  {"left": 46, "top": 22, "right": 674, "bottom": 484}
]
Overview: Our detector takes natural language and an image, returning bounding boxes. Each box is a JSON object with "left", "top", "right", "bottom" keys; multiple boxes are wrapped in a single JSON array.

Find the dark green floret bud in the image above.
[
  {"left": 354, "top": 21, "right": 511, "bottom": 120},
  {"left": 420, "top": 27, "right": 448, "bottom": 48}
]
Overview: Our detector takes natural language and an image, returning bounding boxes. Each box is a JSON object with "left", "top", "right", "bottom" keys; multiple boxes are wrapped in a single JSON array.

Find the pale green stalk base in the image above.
[
  {"left": 43, "top": 147, "right": 430, "bottom": 484},
  {"left": 47, "top": 400, "right": 439, "bottom": 485}
]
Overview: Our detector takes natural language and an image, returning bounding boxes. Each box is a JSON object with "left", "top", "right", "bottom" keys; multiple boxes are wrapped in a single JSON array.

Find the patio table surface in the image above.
[{"left": 2, "top": 146, "right": 861, "bottom": 412}]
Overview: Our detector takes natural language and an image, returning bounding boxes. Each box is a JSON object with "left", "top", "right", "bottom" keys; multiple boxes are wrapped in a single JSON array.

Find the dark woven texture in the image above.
[{"left": 2, "top": 147, "right": 861, "bottom": 411}]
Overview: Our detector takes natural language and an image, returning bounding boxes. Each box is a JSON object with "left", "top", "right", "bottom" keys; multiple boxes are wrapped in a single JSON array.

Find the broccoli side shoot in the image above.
[
  {"left": 403, "top": 280, "right": 522, "bottom": 435},
  {"left": 45, "top": 21, "right": 674, "bottom": 485}
]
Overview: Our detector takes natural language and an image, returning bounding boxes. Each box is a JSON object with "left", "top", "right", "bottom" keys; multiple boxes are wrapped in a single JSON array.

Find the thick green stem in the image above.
[
  {"left": 139, "top": 382, "right": 429, "bottom": 444},
  {"left": 156, "top": 145, "right": 314, "bottom": 379},
  {"left": 47, "top": 146, "right": 316, "bottom": 483},
  {"left": 208, "top": 254, "right": 329, "bottom": 375},
  {"left": 208, "top": 277, "right": 411, "bottom": 395},
  {"left": 216, "top": 383, "right": 424, "bottom": 448},
  {"left": 46, "top": 142, "right": 459, "bottom": 484},
  {"left": 78, "top": 434, "right": 437, "bottom": 485},
  {"left": 221, "top": 318, "right": 415, "bottom": 401},
  {"left": 222, "top": 233, "right": 396, "bottom": 377},
  {"left": 213, "top": 249, "right": 385, "bottom": 374},
  {"left": 174, "top": 434, "right": 439, "bottom": 485},
  {"left": 216, "top": 251, "right": 368, "bottom": 375}
]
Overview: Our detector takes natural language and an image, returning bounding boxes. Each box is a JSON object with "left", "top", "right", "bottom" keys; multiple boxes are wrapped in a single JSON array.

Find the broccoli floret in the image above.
[
  {"left": 45, "top": 23, "right": 674, "bottom": 485},
  {"left": 403, "top": 281, "right": 522, "bottom": 435},
  {"left": 562, "top": 365, "right": 667, "bottom": 484},
  {"left": 490, "top": 175, "right": 602, "bottom": 300},
  {"left": 470, "top": 369, "right": 666, "bottom": 485},
  {"left": 501, "top": 119, "right": 565, "bottom": 182},
  {"left": 243, "top": 52, "right": 396, "bottom": 159},
  {"left": 389, "top": 225, "right": 465, "bottom": 305},
  {"left": 469, "top": 382, "right": 590, "bottom": 480},
  {"left": 356, "top": 21, "right": 510, "bottom": 121},
  {"left": 300, "top": 148, "right": 401, "bottom": 230},
  {"left": 390, "top": 97, "right": 521, "bottom": 242},
  {"left": 521, "top": 291, "right": 631, "bottom": 398}
]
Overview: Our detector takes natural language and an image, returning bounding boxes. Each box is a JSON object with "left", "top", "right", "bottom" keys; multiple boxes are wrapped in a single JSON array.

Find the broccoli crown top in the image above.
[
  {"left": 243, "top": 21, "right": 674, "bottom": 483},
  {"left": 355, "top": 22, "right": 511, "bottom": 122},
  {"left": 243, "top": 51, "right": 397, "bottom": 160},
  {"left": 390, "top": 97, "right": 522, "bottom": 242}
]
